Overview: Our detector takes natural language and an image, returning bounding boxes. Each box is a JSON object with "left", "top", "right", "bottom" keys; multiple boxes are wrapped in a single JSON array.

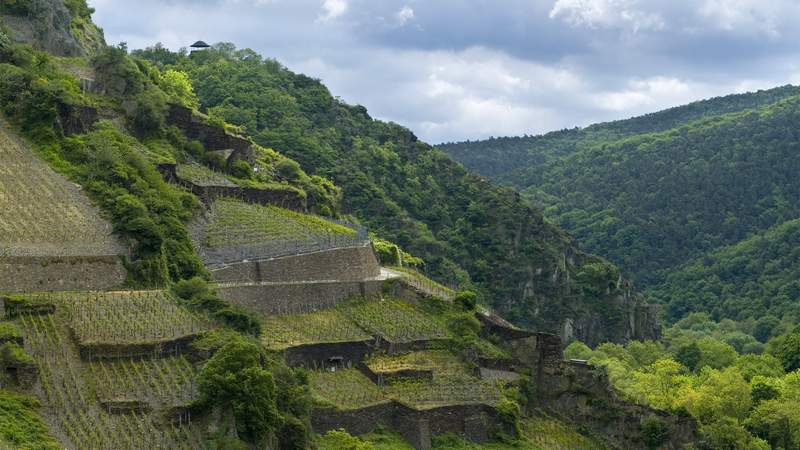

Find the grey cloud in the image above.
[{"left": 90, "top": 0, "right": 800, "bottom": 143}]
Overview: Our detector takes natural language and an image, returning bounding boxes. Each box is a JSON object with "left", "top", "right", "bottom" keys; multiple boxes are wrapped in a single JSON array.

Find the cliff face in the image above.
[
  {"left": 492, "top": 202, "right": 659, "bottom": 346},
  {"left": 1, "top": 0, "right": 104, "bottom": 56}
]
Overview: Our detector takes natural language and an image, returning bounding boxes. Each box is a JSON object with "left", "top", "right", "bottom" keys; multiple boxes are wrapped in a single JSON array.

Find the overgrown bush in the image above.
[
  {"left": 197, "top": 338, "right": 280, "bottom": 445},
  {"left": 641, "top": 416, "right": 668, "bottom": 449},
  {"left": 174, "top": 277, "right": 262, "bottom": 336}
]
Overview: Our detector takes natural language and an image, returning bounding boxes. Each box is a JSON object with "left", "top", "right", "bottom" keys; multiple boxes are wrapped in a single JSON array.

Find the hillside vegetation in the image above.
[
  {"left": 133, "top": 43, "right": 655, "bottom": 345},
  {"left": 441, "top": 87, "right": 800, "bottom": 330}
]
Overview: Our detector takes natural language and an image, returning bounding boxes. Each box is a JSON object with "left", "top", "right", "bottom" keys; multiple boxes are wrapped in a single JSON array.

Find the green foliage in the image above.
[
  {"left": 275, "top": 158, "right": 302, "bottom": 181},
  {"left": 564, "top": 341, "right": 593, "bottom": 360},
  {"left": 495, "top": 398, "right": 521, "bottom": 440},
  {"left": 0, "top": 0, "right": 31, "bottom": 15},
  {"left": 134, "top": 42, "right": 637, "bottom": 341},
  {"left": 0, "top": 390, "right": 59, "bottom": 450},
  {"left": 454, "top": 290, "right": 477, "bottom": 312},
  {"left": 0, "top": 322, "right": 21, "bottom": 342},
  {"left": 578, "top": 334, "right": 800, "bottom": 449},
  {"left": 173, "top": 277, "right": 262, "bottom": 335},
  {"left": 778, "top": 327, "right": 800, "bottom": 371},
  {"left": 0, "top": 342, "right": 33, "bottom": 366},
  {"left": 640, "top": 416, "right": 668, "bottom": 449},
  {"left": 130, "top": 87, "right": 168, "bottom": 135},
  {"left": 92, "top": 44, "right": 146, "bottom": 97},
  {"left": 317, "top": 429, "right": 375, "bottom": 450},
  {"left": 197, "top": 337, "right": 280, "bottom": 444},
  {"left": 228, "top": 159, "right": 252, "bottom": 179},
  {"left": 373, "top": 238, "right": 423, "bottom": 268},
  {"left": 159, "top": 69, "right": 199, "bottom": 109},
  {"left": 442, "top": 86, "right": 800, "bottom": 331}
]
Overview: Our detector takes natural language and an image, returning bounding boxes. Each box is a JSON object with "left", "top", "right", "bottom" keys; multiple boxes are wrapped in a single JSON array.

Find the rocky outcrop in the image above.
[
  {"left": 1, "top": 0, "right": 104, "bottom": 56},
  {"left": 166, "top": 104, "right": 254, "bottom": 162}
]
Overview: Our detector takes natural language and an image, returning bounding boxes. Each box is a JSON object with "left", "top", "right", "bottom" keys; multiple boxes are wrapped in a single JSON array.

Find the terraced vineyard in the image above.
[
  {"left": 66, "top": 291, "right": 212, "bottom": 346},
  {"left": 310, "top": 369, "right": 388, "bottom": 410},
  {"left": 18, "top": 312, "right": 203, "bottom": 449},
  {"left": 88, "top": 356, "right": 198, "bottom": 408},
  {"left": 0, "top": 118, "right": 123, "bottom": 257},
  {"left": 176, "top": 163, "right": 237, "bottom": 187},
  {"left": 340, "top": 299, "right": 450, "bottom": 343},
  {"left": 262, "top": 309, "right": 371, "bottom": 350},
  {"left": 521, "top": 418, "right": 609, "bottom": 450},
  {"left": 365, "top": 350, "right": 465, "bottom": 377},
  {"left": 203, "top": 198, "right": 357, "bottom": 248},
  {"left": 383, "top": 377, "right": 503, "bottom": 409}
]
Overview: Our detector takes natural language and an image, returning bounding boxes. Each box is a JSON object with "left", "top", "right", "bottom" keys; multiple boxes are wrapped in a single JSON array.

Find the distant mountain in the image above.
[{"left": 441, "top": 87, "right": 800, "bottom": 325}]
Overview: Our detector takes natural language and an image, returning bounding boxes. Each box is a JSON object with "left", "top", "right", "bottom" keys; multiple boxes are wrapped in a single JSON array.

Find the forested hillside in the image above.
[
  {"left": 442, "top": 88, "right": 800, "bottom": 331},
  {"left": 133, "top": 44, "right": 658, "bottom": 345}
]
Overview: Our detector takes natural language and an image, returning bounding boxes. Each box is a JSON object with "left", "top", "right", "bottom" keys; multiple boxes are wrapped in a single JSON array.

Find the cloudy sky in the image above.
[{"left": 90, "top": 0, "right": 800, "bottom": 143}]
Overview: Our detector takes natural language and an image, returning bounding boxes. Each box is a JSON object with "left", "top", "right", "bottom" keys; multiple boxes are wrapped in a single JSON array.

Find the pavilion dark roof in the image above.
[{"left": 190, "top": 41, "right": 210, "bottom": 48}]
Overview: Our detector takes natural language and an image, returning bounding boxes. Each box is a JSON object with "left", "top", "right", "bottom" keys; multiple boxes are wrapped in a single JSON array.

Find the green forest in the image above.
[
  {"left": 442, "top": 87, "right": 800, "bottom": 331},
  {"left": 564, "top": 315, "right": 800, "bottom": 449}
]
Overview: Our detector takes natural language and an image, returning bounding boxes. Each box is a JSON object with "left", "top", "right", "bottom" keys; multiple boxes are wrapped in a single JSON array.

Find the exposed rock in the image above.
[{"left": 1, "top": 0, "right": 104, "bottom": 57}]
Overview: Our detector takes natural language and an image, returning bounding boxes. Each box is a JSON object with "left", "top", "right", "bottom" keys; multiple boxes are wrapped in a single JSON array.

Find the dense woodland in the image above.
[{"left": 442, "top": 88, "right": 800, "bottom": 330}]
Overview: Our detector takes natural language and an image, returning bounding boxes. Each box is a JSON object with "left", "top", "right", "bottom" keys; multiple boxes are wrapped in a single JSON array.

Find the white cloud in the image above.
[
  {"left": 317, "top": 0, "right": 348, "bottom": 23},
  {"left": 549, "top": 0, "right": 665, "bottom": 33},
  {"left": 396, "top": 5, "right": 414, "bottom": 26},
  {"left": 592, "top": 76, "right": 691, "bottom": 111}
]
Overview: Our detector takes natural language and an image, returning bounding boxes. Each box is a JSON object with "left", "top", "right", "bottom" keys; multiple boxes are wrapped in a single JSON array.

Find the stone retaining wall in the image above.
[
  {"left": 158, "top": 163, "right": 308, "bottom": 211},
  {"left": 311, "top": 401, "right": 499, "bottom": 450},
  {"left": 211, "top": 245, "right": 381, "bottom": 284},
  {"left": 284, "top": 341, "right": 373, "bottom": 369},
  {"left": 0, "top": 255, "right": 126, "bottom": 293},
  {"left": 216, "top": 279, "right": 386, "bottom": 316}
]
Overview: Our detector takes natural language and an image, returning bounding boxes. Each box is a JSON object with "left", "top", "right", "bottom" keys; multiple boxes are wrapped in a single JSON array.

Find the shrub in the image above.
[
  {"left": 276, "top": 158, "right": 302, "bottom": 181},
  {"left": 159, "top": 69, "right": 199, "bottom": 109},
  {"left": 641, "top": 416, "right": 668, "bottom": 449},
  {"left": 277, "top": 416, "right": 308, "bottom": 450},
  {"left": 130, "top": 87, "right": 168, "bottom": 135},
  {"left": 454, "top": 290, "right": 477, "bottom": 311},
  {"left": 228, "top": 159, "right": 252, "bottom": 179},
  {"left": 495, "top": 399, "right": 521, "bottom": 440},
  {"left": 564, "top": 341, "right": 593, "bottom": 361},
  {"left": 198, "top": 338, "right": 280, "bottom": 445},
  {"left": 202, "top": 151, "right": 227, "bottom": 171}
]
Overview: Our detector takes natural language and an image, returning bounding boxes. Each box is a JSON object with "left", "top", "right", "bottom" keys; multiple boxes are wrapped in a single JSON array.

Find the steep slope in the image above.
[
  {"left": 648, "top": 218, "right": 800, "bottom": 324},
  {"left": 134, "top": 44, "right": 659, "bottom": 345},
  {"left": 442, "top": 89, "right": 800, "bottom": 324},
  {"left": 0, "top": 0, "right": 104, "bottom": 56}
]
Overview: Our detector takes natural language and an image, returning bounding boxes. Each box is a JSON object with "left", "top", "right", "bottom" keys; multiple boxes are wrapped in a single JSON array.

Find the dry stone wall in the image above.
[
  {"left": 312, "top": 402, "right": 499, "bottom": 450},
  {"left": 0, "top": 255, "right": 126, "bottom": 293},
  {"left": 211, "top": 245, "right": 381, "bottom": 284},
  {"left": 216, "top": 279, "right": 386, "bottom": 316}
]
